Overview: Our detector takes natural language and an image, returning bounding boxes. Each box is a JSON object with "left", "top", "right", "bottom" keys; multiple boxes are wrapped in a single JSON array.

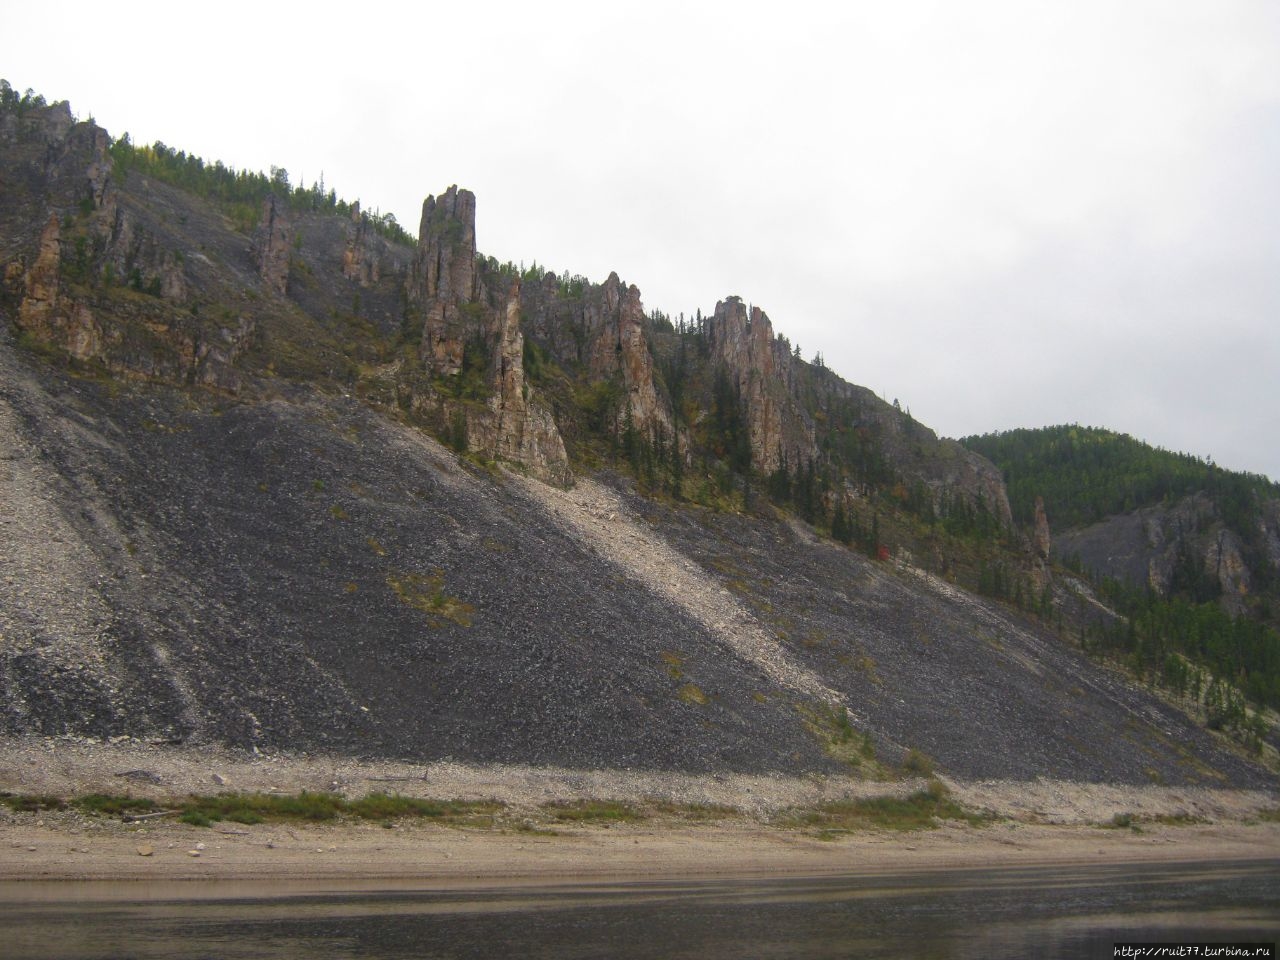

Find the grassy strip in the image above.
[
  {"left": 540, "top": 800, "right": 646, "bottom": 823},
  {"left": 0, "top": 791, "right": 503, "bottom": 827},
  {"left": 1, "top": 787, "right": 994, "bottom": 834},
  {"left": 776, "top": 781, "right": 995, "bottom": 835}
]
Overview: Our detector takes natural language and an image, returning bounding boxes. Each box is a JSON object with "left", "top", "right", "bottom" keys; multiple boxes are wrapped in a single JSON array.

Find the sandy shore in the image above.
[{"left": 3, "top": 812, "right": 1279, "bottom": 886}]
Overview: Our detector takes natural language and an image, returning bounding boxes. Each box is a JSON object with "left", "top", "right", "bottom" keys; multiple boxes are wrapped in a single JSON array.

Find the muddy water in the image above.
[{"left": 2, "top": 859, "right": 1276, "bottom": 959}]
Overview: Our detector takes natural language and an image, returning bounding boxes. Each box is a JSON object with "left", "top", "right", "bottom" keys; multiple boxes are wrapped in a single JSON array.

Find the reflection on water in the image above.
[{"left": 1, "top": 860, "right": 1276, "bottom": 959}]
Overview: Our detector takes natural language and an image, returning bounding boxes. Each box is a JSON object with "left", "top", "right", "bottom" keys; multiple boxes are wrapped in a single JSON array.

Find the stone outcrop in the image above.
[
  {"left": 1, "top": 104, "right": 250, "bottom": 389},
  {"left": 413, "top": 186, "right": 478, "bottom": 376},
  {"left": 341, "top": 201, "right": 381, "bottom": 286},
  {"left": 466, "top": 280, "right": 572, "bottom": 487},
  {"left": 17, "top": 215, "right": 62, "bottom": 334},
  {"left": 1053, "top": 492, "right": 1265, "bottom": 617},
  {"left": 407, "top": 187, "right": 570, "bottom": 485},
  {"left": 1033, "top": 496, "right": 1051, "bottom": 560},
  {"left": 252, "top": 195, "right": 291, "bottom": 296},
  {"left": 705, "top": 297, "right": 808, "bottom": 475},
  {"left": 520, "top": 271, "right": 678, "bottom": 448}
]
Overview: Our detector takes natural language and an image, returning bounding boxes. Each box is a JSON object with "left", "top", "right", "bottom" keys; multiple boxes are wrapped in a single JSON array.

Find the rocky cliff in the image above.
[
  {"left": 1054, "top": 492, "right": 1273, "bottom": 618},
  {"left": 0, "top": 87, "right": 1276, "bottom": 789},
  {"left": 0, "top": 95, "right": 1015, "bottom": 527},
  {"left": 406, "top": 186, "right": 571, "bottom": 486}
]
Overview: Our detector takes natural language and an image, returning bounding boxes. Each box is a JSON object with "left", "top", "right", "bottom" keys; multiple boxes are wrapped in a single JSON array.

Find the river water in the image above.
[{"left": 2, "top": 859, "right": 1276, "bottom": 959}]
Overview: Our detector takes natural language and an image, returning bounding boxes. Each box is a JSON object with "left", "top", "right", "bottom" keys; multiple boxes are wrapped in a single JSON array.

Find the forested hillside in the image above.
[
  {"left": 964, "top": 424, "right": 1280, "bottom": 726},
  {"left": 962, "top": 425, "right": 1278, "bottom": 530}
]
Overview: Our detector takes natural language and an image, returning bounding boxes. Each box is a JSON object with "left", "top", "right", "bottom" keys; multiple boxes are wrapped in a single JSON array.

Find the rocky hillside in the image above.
[
  {"left": 1, "top": 86, "right": 1276, "bottom": 789},
  {"left": 962, "top": 426, "right": 1280, "bottom": 621}
]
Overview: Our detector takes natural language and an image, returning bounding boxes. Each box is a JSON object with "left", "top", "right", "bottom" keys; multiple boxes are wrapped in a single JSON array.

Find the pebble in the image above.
[
  {"left": 186, "top": 850, "right": 201, "bottom": 857},
  {"left": 136, "top": 844, "right": 154, "bottom": 857}
]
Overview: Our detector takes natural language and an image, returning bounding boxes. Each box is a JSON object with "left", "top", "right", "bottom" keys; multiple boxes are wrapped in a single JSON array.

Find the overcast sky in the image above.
[{"left": 5, "top": 1, "right": 1279, "bottom": 480}]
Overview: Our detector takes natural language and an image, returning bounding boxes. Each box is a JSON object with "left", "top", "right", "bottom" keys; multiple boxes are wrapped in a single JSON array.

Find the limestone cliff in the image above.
[
  {"left": 468, "top": 280, "right": 572, "bottom": 487},
  {"left": 252, "top": 194, "right": 291, "bottom": 296},
  {"left": 1053, "top": 492, "right": 1272, "bottom": 618},
  {"left": 341, "top": 202, "right": 381, "bottom": 286},
  {"left": 520, "top": 270, "right": 677, "bottom": 448},
  {"left": 413, "top": 185, "right": 478, "bottom": 377},
  {"left": 705, "top": 296, "right": 809, "bottom": 475},
  {"left": 696, "top": 295, "right": 1012, "bottom": 526},
  {"left": 1, "top": 101, "right": 250, "bottom": 390},
  {"left": 407, "top": 186, "right": 570, "bottom": 485}
]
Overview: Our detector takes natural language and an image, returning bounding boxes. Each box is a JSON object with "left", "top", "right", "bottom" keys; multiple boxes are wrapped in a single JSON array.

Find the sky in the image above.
[{"left": 5, "top": 1, "right": 1279, "bottom": 480}]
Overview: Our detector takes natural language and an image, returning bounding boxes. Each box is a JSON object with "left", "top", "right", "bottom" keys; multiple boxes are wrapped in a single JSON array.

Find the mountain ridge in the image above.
[{"left": 1, "top": 84, "right": 1276, "bottom": 792}]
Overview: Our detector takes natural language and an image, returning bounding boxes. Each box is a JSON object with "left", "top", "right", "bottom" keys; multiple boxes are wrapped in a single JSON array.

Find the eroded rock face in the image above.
[
  {"left": 2, "top": 105, "right": 253, "bottom": 389},
  {"left": 705, "top": 297, "right": 808, "bottom": 475},
  {"left": 1055, "top": 492, "right": 1263, "bottom": 617},
  {"left": 1033, "top": 496, "right": 1052, "bottom": 560},
  {"left": 520, "top": 270, "right": 677, "bottom": 447},
  {"left": 17, "top": 215, "right": 62, "bottom": 333},
  {"left": 468, "top": 281, "right": 572, "bottom": 487},
  {"left": 413, "top": 186, "right": 478, "bottom": 377},
  {"left": 252, "top": 195, "right": 291, "bottom": 296},
  {"left": 341, "top": 201, "right": 381, "bottom": 286},
  {"left": 407, "top": 188, "right": 571, "bottom": 485}
]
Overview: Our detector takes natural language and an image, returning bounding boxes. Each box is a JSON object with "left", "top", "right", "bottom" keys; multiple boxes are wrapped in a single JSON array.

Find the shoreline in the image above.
[
  {"left": 4, "top": 815, "right": 1279, "bottom": 887},
  {"left": 2, "top": 736, "right": 1277, "bottom": 886}
]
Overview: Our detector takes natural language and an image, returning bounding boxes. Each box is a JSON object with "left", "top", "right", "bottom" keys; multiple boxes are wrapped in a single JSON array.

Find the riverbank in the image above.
[
  {"left": 3, "top": 813, "right": 1279, "bottom": 885},
  {"left": 2, "top": 736, "right": 1277, "bottom": 884}
]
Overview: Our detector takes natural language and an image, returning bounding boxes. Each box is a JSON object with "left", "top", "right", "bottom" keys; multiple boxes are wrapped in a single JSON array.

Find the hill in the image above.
[{"left": 1, "top": 84, "right": 1276, "bottom": 794}]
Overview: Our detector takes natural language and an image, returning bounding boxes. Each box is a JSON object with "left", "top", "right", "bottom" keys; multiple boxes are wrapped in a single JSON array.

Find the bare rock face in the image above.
[
  {"left": 706, "top": 297, "right": 808, "bottom": 474},
  {"left": 341, "top": 201, "right": 381, "bottom": 286},
  {"left": 407, "top": 187, "right": 570, "bottom": 485},
  {"left": 1033, "top": 496, "right": 1052, "bottom": 560},
  {"left": 469, "top": 281, "right": 572, "bottom": 487},
  {"left": 1263, "top": 500, "right": 1280, "bottom": 572},
  {"left": 100, "top": 206, "right": 188, "bottom": 301},
  {"left": 413, "top": 186, "right": 478, "bottom": 376},
  {"left": 584, "top": 273, "right": 675, "bottom": 445},
  {"left": 17, "top": 215, "right": 62, "bottom": 332},
  {"left": 1055, "top": 491, "right": 1265, "bottom": 617},
  {"left": 1207, "top": 528, "right": 1251, "bottom": 617},
  {"left": 519, "top": 271, "right": 678, "bottom": 449},
  {"left": 252, "top": 195, "right": 291, "bottom": 296}
]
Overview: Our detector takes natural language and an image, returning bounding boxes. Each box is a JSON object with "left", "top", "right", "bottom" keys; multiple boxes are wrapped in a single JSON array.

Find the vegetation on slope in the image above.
[
  {"left": 964, "top": 424, "right": 1280, "bottom": 727},
  {"left": 107, "top": 133, "right": 414, "bottom": 245},
  {"left": 962, "top": 424, "right": 1278, "bottom": 530}
]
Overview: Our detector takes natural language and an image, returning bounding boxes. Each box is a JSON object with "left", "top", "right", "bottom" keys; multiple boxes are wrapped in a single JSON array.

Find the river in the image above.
[{"left": 2, "top": 859, "right": 1276, "bottom": 958}]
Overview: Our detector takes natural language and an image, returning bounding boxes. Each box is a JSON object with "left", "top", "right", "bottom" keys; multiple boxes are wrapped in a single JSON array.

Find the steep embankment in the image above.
[{"left": 1, "top": 328, "right": 1273, "bottom": 789}]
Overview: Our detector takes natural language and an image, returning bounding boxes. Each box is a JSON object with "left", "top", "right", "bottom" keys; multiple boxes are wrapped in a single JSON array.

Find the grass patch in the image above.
[
  {"left": 2, "top": 790, "right": 505, "bottom": 829},
  {"left": 660, "top": 651, "right": 685, "bottom": 680},
  {"left": 901, "top": 748, "right": 935, "bottom": 777},
  {"left": 677, "top": 682, "right": 709, "bottom": 705},
  {"left": 174, "top": 791, "right": 503, "bottom": 827},
  {"left": 1106, "top": 812, "right": 1141, "bottom": 832},
  {"left": 644, "top": 800, "right": 738, "bottom": 822},
  {"left": 1148, "top": 813, "right": 1209, "bottom": 826},
  {"left": 540, "top": 800, "right": 646, "bottom": 824},
  {"left": 796, "top": 703, "right": 887, "bottom": 777},
  {"left": 387, "top": 569, "right": 475, "bottom": 627},
  {"left": 779, "top": 781, "right": 992, "bottom": 835},
  {"left": 0, "top": 793, "right": 67, "bottom": 813},
  {"left": 73, "top": 794, "right": 159, "bottom": 817}
]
